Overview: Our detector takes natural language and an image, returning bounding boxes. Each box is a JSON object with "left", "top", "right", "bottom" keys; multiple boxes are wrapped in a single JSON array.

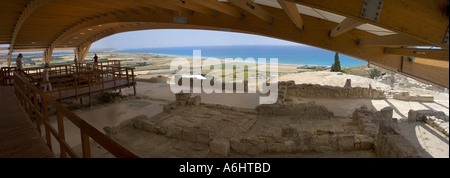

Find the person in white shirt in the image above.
[{"left": 43, "top": 63, "right": 52, "bottom": 92}]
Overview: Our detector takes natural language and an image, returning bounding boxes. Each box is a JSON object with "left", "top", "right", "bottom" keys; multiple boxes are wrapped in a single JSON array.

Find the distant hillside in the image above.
[{"left": 342, "top": 64, "right": 391, "bottom": 79}]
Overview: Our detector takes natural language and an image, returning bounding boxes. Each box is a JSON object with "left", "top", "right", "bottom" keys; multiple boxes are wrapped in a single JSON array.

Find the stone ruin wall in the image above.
[
  {"left": 408, "top": 109, "right": 449, "bottom": 136},
  {"left": 105, "top": 91, "right": 431, "bottom": 158},
  {"left": 392, "top": 92, "right": 434, "bottom": 102},
  {"left": 281, "top": 81, "right": 386, "bottom": 99}
]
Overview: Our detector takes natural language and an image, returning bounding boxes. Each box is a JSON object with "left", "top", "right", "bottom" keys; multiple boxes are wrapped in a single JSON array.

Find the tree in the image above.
[{"left": 331, "top": 52, "right": 341, "bottom": 72}]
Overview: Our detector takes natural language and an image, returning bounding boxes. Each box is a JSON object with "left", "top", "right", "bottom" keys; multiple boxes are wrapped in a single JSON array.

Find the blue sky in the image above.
[{"left": 91, "top": 29, "right": 301, "bottom": 49}]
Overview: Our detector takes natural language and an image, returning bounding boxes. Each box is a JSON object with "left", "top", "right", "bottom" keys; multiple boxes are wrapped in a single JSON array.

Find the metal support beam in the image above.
[
  {"left": 277, "top": 0, "right": 304, "bottom": 30},
  {"left": 358, "top": 34, "right": 431, "bottom": 46},
  {"left": 385, "top": 48, "right": 449, "bottom": 62},
  {"left": 329, "top": 18, "right": 363, "bottom": 37}
]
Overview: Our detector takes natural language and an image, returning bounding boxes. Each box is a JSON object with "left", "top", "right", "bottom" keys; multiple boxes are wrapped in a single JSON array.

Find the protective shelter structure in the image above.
[{"left": 0, "top": 0, "right": 448, "bottom": 158}]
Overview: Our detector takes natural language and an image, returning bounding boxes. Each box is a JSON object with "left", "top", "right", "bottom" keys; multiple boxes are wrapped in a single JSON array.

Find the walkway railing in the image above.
[
  {"left": 0, "top": 67, "right": 17, "bottom": 86},
  {"left": 13, "top": 71, "right": 138, "bottom": 158}
]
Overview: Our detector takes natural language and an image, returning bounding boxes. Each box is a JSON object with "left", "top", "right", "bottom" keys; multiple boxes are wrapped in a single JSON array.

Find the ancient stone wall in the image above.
[
  {"left": 392, "top": 92, "right": 434, "bottom": 102},
  {"left": 283, "top": 81, "right": 386, "bottom": 99},
  {"left": 408, "top": 109, "right": 449, "bottom": 136},
  {"left": 255, "top": 101, "right": 333, "bottom": 118},
  {"left": 375, "top": 122, "right": 421, "bottom": 158},
  {"left": 352, "top": 106, "right": 397, "bottom": 138},
  {"left": 352, "top": 106, "right": 422, "bottom": 158}
]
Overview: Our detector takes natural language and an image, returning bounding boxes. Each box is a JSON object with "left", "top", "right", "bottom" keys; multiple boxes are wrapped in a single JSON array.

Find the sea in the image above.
[{"left": 116, "top": 45, "right": 368, "bottom": 67}]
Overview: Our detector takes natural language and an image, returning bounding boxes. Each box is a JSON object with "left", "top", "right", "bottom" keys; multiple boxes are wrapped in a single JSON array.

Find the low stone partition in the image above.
[
  {"left": 283, "top": 81, "right": 386, "bottom": 99},
  {"left": 408, "top": 110, "right": 448, "bottom": 122},
  {"left": 392, "top": 92, "right": 434, "bottom": 102},
  {"left": 255, "top": 101, "right": 334, "bottom": 118},
  {"left": 177, "top": 77, "right": 249, "bottom": 92},
  {"left": 351, "top": 106, "right": 423, "bottom": 157},
  {"left": 227, "top": 126, "right": 375, "bottom": 156},
  {"left": 376, "top": 122, "right": 421, "bottom": 158},
  {"left": 352, "top": 106, "right": 397, "bottom": 138},
  {"left": 408, "top": 109, "right": 449, "bottom": 136}
]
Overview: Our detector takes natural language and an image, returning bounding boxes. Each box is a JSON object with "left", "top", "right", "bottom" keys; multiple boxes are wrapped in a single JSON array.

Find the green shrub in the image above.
[{"left": 369, "top": 68, "right": 381, "bottom": 79}]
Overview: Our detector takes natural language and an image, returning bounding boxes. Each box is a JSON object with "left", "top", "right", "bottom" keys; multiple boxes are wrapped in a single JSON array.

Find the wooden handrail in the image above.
[{"left": 13, "top": 71, "right": 138, "bottom": 158}]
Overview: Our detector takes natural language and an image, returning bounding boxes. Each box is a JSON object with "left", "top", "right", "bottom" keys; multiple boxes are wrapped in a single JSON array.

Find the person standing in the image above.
[
  {"left": 93, "top": 53, "right": 99, "bottom": 70},
  {"left": 74, "top": 55, "right": 78, "bottom": 65},
  {"left": 74, "top": 55, "right": 79, "bottom": 72},
  {"left": 93, "top": 54, "right": 98, "bottom": 63},
  {"left": 16, "top": 53, "right": 23, "bottom": 70},
  {"left": 43, "top": 63, "right": 52, "bottom": 92}
]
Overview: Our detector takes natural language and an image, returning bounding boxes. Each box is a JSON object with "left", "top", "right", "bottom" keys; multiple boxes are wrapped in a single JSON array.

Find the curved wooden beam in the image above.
[
  {"left": 186, "top": 0, "right": 242, "bottom": 18},
  {"left": 285, "top": 0, "right": 449, "bottom": 48},
  {"left": 7, "top": 0, "right": 50, "bottom": 67},
  {"left": 358, "top": 34, "right": 432, "bottom": 46},
  {"left": 277, "top": 0, "right": 304, "bottom": 30},
  {"left": 385, "top": 48, "right": 449, "bottom": 62},
  {"left": 45, "top": 3, "right": 447, "bottom": 88},
  {"left": 329, "top": 18, "right": 363, "bottom": 37},
  {"left": 228, "top": 0, "right": 273, "bottom": 22}
]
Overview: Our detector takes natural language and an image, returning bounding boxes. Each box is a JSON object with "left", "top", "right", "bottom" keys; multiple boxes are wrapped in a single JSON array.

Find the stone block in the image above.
[
  {"left": 287, "top": 89, "right": 296, "bottom": 96},
  {"left": 166, "top": 125, "right": 183, "bottom": 139},
  {"left": 380, "top": 107, "right": 393, "bottom": 121},
  {"left": 361, "top": 122, "right": 378, "bottom": 137},
  {"left": 340, "top": 118, "right": 356, "bottom": 126},
  {"left": 197, "top": 131, "right": 213, "bottom": 144},
  {"left": 337, "top": 134, "right": 355, "bottom": 151},
  {"left": 393, "top": 92, "right": 410, "bottom": 100},
  {"left": 343, "top": 125, "right": 359, "bottom": 132},
  {"left": 282, "top": 125, "right": 298, "bottom": 137},
  {"left": 294, "top": 133, "right": 313, "bottom": 152},
  {"left": 142, "top": 121, "right": 156, "bottom": 133},
  {"left": 175, "top": 99, "right": 187, "bottom": 106},
  {"left": 210, "top": 138, "right": 230, "bottom": 156},
  {"left": 315, "top": 124, "right": 335, "bottom": 135},
  {"left": 285, "top": 141, "right": 294, "bottom": 153},
  {"left": 314, "top": 134, "right": 330, "bottom": 148},
  {"left": 418, "top": 95, "right": 434, "bottom": 102},
  {"left": 187, "top": 95, "right": 201, "bottom": 105},
  {"left": 360, "top": 136, "right": 374, "bottom": 150},
  {"left": 133, "top": 119, "right": 144, "bottom": 130},
  {"left": 175, "top": 92, "right": 191, "bottom": 100},
  {"left": 155, "top": 125, "right": 167, "bottom": 135},
  {"left": 267, "top": 142, "right": 285, "bottom": 153},
  {"left": 230, "top": 136, "right": 246, "bottom": 154},
  {"left": 183, "top": 129, "right": 198, "bottom": 142},
  {"left": 234, "top": 137, "right": 265, "bottom": 156},
  {"left": 334, "top": 125, "right": 346, "bottom": 134}
]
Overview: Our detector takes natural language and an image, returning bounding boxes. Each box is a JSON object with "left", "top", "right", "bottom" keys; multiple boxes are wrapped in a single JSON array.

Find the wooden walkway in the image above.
[{"left": 0, "top": 86, "right": 54, "bottom": 158}]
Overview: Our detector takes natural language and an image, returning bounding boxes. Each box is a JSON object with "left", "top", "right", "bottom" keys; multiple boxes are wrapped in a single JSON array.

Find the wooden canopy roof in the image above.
[{"left": 0, "top": 0, "right": 448, "bottom": 88}]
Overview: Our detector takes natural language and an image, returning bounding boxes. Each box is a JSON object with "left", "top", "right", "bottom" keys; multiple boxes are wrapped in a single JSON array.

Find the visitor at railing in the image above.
[
  {"left": 16, "top": 53, "right": 23, "bottom": 71},
  {"left": 43, "top": 63, "right": 52, "bottom": 92}
]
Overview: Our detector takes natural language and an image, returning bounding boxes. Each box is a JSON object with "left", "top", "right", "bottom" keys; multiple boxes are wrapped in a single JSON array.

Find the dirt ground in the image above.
[{"left": 50, "top": 71, "right": 448, "bottom": 158}]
